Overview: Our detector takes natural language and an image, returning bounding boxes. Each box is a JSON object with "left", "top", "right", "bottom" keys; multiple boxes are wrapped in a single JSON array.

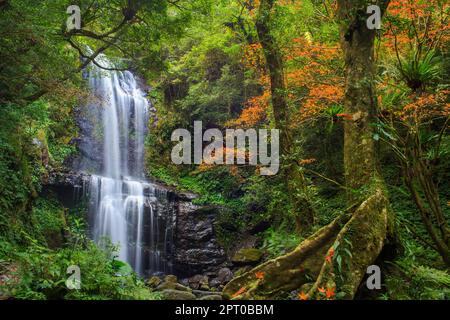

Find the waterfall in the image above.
[{"left": 81, "top": 55, "right": 174, "bottom": 276}]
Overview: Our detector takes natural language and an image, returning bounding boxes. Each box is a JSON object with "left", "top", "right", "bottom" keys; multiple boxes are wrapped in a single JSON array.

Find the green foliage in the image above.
[
  {"left": 0, "top": 0, "right": 213, "bottom": 103},
  {"left": 0, "top": 197, "right": 160, "bottom": 300},
  {"left": 0, "top": 0, "right": 81, "bottom": 102},
  {"left": 384, "top": 255, "right": 450, "bottom": 300},
  {"left": 261, "top": 227, "right": 303, "bottom": 258},
  {"left": 0, "top": 102, "right": 42, "bottom": 220},
  {"left": 149, "top": 165, "right": 232, "bottom": 205},
  {"left": 332, "top": 238, "right": 353, "bottom": 287},
  {"left": 0, "top": 99, "right": 77, "bottom": 236},
  {"left": 0, "top": 240, "right": 160, "bottom": 300},
  {"left": 397, "top": 50, "right": 443, "bottom": 91},
  {"left": 30, "top": 197, "right": 66, "bottom": 246}
]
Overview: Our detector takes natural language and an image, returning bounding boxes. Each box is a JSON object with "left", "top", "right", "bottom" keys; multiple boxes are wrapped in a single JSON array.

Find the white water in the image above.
[{"left": 85, "top": 55, "right": 154, "bottom": 274}]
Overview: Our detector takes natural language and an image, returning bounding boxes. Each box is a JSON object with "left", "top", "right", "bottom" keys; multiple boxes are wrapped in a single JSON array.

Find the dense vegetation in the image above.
[{"left": 0, "top": 0, "right": 449, "bottom": 300}]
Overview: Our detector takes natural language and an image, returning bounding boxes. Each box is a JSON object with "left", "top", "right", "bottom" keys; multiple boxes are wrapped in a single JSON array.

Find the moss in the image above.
[{"left": 231, "top": 248, "right": 264, "bottom": 264}]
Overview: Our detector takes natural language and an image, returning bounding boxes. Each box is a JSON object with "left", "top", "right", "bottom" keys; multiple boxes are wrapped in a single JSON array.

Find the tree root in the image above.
[
  {"left": 222, "top": 211, "right": 352, "bottom": 299},
  {"left": 223, "top": 188, "right": 393, "bottom": 300}
]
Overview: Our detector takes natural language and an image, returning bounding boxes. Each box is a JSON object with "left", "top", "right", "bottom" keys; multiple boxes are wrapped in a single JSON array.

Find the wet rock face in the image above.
[
  {"left": 173, "top": 203, "right": 227, "bottom": 277},
  {"left": 70, "top": 105, "right": 103, "bottom": 173},
  {"left": 45, "top": 170, "right": 227, "bottom": 278},
  {"left": 47, "top": 170, "right": 90, "bottom": 188},
  {"left": 45, "top": 170, "right": 91, "bottom": 208}
]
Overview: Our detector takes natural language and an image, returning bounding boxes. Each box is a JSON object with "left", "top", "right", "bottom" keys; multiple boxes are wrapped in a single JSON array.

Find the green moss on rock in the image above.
[{"left": 232, "top": 248, "right": 264, "bottom": 265}]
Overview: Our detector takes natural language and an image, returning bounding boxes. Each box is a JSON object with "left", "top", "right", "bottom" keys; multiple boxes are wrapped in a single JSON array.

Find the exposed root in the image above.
[
  {"left": 306, "top": 189, "right": 391, "bottom": 299},
  {"left": 222, "top": 211, "right": 352, "bottom": 299},
  {"left": 223, "top": 188, "right": 393, "bottom": 300}
]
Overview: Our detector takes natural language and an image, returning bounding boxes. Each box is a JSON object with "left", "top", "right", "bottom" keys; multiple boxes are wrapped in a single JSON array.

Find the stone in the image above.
[
  {"left": 199, "top": 276, "right": 210, "bottom": 291},
  {"left": 231, "top": 248, "right": 263, "bottom": 265},
  {"left": 173, "top": 204, "right": 226, "bottom": 276},
  {"left": 164, "top": 274, "right": 178, "bottom": 283},
  {"left": 192, "top": 290, "right": 218, "bottom": 298},
  {"left": 188, "top": 274, "right": 208, "bottom": 290},
  {"left": 179, "top": 278, "right": 190, "bottom": 287},
  {"left": 217, "top": 267, "right": 233, "bottom": 283},
  {"left": 157, "top": 281, "right": 191, "bottom": 292},
  {"left": 146, "top": 276, "right": 162, "bottom": 288},
  {"left": 174, "top": 283, "right": 192, "bottom": 292},
  {"left": 209, "top": 278, "right": 222, "bottom": 288},
  {"left": 199, "top": 295, "right": 222, "bottom": 300},
  {"left": 199, "top": 284, "right": 210, "bottom": 291},
  {"left": 162, "top": 289, "right": 196, "bottom": 300}
]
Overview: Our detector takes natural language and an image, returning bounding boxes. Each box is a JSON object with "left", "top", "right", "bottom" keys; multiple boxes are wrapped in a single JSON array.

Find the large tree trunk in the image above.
[
  {"left": 338, "top": 0, "right": 388, "bottom": 197},
  {"left": 223, "top": 0, "right": 395, "bottom": 300},
  {"left": 255, "top": 0, "right": 315, "bottom": 231}
]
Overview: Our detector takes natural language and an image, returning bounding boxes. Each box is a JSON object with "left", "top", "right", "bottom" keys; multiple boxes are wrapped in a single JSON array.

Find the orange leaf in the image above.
[
  {"left": 336, "top": 113, "right": 353, "bottom": 120},
  {"left": 255, "top": 271, "right": 265, "bottom": 280},
  {"left": 299, "top": 158, "right": 317, "bottom": 166},
  {"left": 326, "top": 287, "right": 336, "bottom": 299},
  {"left": 318, "top": 287, "right": 326, "bottom": 293},
  {"left": 232, "top": 287, "right": 247, "bottom": 299},
  {"left": 325, "top": 248, "right": 335, "bottom": 264},
  {"left": 298, "top": 292, "right": 308, "bottom": 300}
]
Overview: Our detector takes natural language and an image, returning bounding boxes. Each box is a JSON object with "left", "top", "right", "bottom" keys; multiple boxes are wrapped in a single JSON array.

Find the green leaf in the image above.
[
  {"left": 111, "top": 259, "right": 133, "bottom": 276},
  {"left": 337, "top": 255, "right": 342, "bottom": 273},
  {"left": 344, "top": 248, "right": 353, "bottom": 258}
]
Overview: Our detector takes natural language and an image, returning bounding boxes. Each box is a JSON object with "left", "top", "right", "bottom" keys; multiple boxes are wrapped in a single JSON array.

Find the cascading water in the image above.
[{"left": 80, "top": 55, "right": 174, "bottom": 276}]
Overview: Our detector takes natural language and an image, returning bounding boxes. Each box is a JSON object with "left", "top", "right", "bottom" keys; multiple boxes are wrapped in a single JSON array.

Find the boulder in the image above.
[
  {"left": 231, "top": 248, "right": 263, "bottom": 265},
  {"left": 209, "top": 278, "right": 222, "bottom": 288},
  {"left": 179, "top": 278, "right": 190, "bottom": 287},
  {"left": 192, "top": 290, "right": 219, "bottom": 298},
  {"left": 199, "top": 276, "right": 210, "bottom": 291},
  {"left": 146, "top": 276, "right": 162, "bottom": 288},
  {"left": 188, "top": 274, "right": 209, "bottom": 290},
  {"left": 162, "top": 289, "right": 196, "bottom": 300},
  {"left": 217, "top": 267, "right": 233, "bottom": 283},
  {"left": 164, "top": 275, "right": 178, "bottom": 283},
  {"left": 157, "top": 281, "right": 191, "bottom": 292},
  {"left": 199, "top": 295, "right": 223, "bottom": 300}
]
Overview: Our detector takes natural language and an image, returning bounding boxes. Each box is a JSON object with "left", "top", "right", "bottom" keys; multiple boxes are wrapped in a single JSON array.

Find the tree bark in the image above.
[
  {"left": 255, "top": 0, "right": 315, "bottom": 231},
  {"left": 338, "top": 0, "right": 389, "bottom": 197}
]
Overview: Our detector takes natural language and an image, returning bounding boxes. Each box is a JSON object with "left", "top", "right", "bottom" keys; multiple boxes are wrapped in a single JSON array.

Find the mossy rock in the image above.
[
  {"left": 162, "top": 289, "right": 196, "bottom": 300},
  {"left": 199, "top": 294, "right": 222, "bottom": 300},
  {"left": 164, "top": 275, "right": 178, "bottom": 283},
  {"left": 231, "top": 248, "right": 263, "bottom": 265},
  {"left": 146, "top": 276, "right": 162, "bottom": 288},
  {"left": 157, "top": 281, "right": 191, "bottom": 292}
]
